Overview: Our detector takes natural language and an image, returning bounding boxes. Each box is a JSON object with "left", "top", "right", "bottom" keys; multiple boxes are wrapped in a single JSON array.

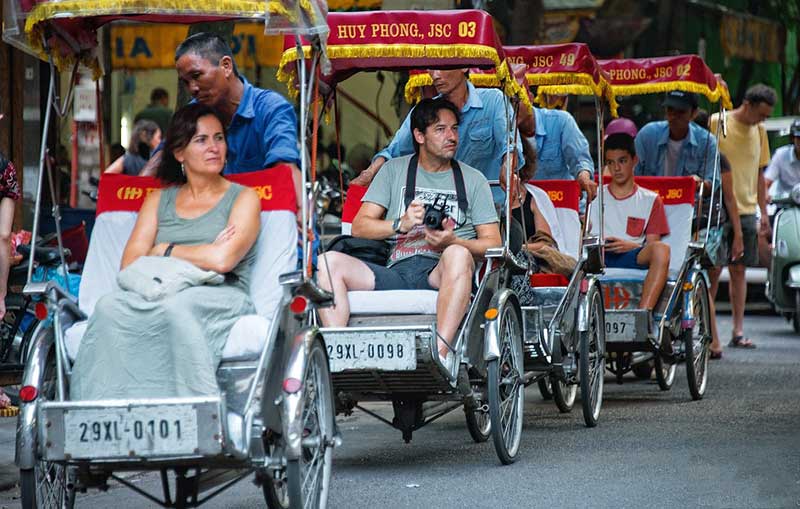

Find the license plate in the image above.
[
  {"left": 605, "top": 314, "right": 637, "bottom": 341},
  {"left": 63, "top": 405, "right": 199, "bottom": 459},
  {"left": 326, "top": 331, "right": 416, "bottom": 372}
]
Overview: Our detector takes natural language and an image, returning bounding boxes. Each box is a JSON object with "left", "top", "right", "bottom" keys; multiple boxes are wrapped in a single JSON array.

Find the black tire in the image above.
[
  {"left": 1, "top": 294, "right": 37, "bottom": 365},
  {"left": 20, "top": 350, "right": 75, "bottom": 509},
  {"left": 284, "top": 339, "right": 334, "bottom": 509},
  {"left": 262, "top": 460, "right": 289, "bottom": 509},
  {"left": 464, "top": 404, "right": 491, "bottom": 443},
  {"left": 793, "top": 292, "right": 800, "bottom": 334},
  {"left": 487, "top": 304, "right": 524, "bottom": 465},
  {"left": 537, "top": 377, "right": 554, "bottom": 400},
  {"left": 631, "top": 361, "right": 653, "bottom": 380},
  {"left": 653, "top": 352, "right": 677, "bottom": 391},
  {"left": 579, "top": 286, "right": 605, "bottom": 428},
  {"left": 685, "top": 279, "right": 711, "bottom": 400},
  {"left": 551, "top": 376, "right": 577, "bottom": 413}
]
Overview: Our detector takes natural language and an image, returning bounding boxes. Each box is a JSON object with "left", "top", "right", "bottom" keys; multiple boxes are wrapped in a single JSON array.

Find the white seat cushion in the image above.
[
  {"left": 348, "top": 290, "right": 439, "bottom": 315},
  {"left": 65, "top": 314, "right": 270, "bottom": 362}
]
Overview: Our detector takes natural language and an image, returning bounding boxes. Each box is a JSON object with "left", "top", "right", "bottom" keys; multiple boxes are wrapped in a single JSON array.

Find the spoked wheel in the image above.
[
  {"left": 653, "top": 351, "right": 677, "bottom": 391},
  {"left": 684, "top": 279, "right": 711, "bottom": 400},
  {"left": 579, "top": 286, "right": 605, "bottom": 428},
  {"left": 487, "top": 304, "right": 524, "bottom": 465},
  {"left": 20, "top": 352, "right": 75, "bottom": 509},
  {"left": 537, "top": 377, "right": 554, "bottom": 400},
  {"left": 551, "top": 376, "right": 577, "bottom": 413},
  {"left": 464, "top": 401, "right": 491, "bottom": 443},
  {"left": 285, "top": 338, "right": 334, "bottom": 509}
]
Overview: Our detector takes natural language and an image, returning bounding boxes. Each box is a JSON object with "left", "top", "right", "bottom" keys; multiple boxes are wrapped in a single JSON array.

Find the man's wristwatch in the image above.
[{"left": 392, "top": 218, "right": 405, "bottom": 234}]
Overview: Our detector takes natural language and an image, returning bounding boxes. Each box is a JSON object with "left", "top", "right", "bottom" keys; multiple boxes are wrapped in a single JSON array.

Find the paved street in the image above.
[{"left": 0, "top": 312, "right": 798, "bottom": 508}]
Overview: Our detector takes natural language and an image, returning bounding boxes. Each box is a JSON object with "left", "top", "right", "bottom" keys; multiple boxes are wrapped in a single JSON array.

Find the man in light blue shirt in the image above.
[
  {"left": 527, "top": 106, "right": 597, "bottom": 198},
  {"left": 635, "top": 91, "right": 716, "bottom": 194},
  {"left": 764, "top": 120, "right": 800, "bottom": 196},
  {"left": 354, "top": 69, "right": 521, "bottom": 202}
]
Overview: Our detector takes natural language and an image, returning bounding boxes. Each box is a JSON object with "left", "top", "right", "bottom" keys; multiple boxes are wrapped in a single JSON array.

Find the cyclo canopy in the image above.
[
  {"left": 2, "top": 0, "right": 329, "bottom": 76},
  {"left": 277, "top": 9, "right": 528, "bottom": 104},
  {"left": 599, "top": 54, "right": 732, "bottom": 107}
]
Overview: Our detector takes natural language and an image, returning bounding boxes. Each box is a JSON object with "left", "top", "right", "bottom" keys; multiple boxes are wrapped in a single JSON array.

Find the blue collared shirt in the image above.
[
  {"left": 634, "top": 121, "right": 719, "bottom": 188},
  {"left": 222, "top": 77, "right": 300, "bottom": 174},
  {"left": 528, "top": 107, "right": 594, "bottom": 181},
  {"left": 764, "top": 144, "right": 800, "bottom": 196},
  {"left": 375, "top": 81, "right": 522, "bottom": 202}
]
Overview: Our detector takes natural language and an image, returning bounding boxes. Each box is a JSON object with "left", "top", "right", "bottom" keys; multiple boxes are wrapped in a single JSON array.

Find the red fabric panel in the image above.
[
  {"left": 341, "top": 184, "right": 368, "bottom": 224},
  {"left": 601, "top": 176, "right": 696, "bottom": 206},
  {"left": 528, "top": 179, "right": 580, "bottom": 211}
]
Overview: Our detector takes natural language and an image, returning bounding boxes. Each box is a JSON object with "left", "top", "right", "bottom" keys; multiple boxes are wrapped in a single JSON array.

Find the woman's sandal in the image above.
[{"left": 729, "top": 335, "right": 756, "bottom": 349}]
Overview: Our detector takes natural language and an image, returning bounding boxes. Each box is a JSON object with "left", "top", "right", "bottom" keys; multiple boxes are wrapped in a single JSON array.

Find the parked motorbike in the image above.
[{"left": 766, "top": 182, "right": 800, "bottom": 332}]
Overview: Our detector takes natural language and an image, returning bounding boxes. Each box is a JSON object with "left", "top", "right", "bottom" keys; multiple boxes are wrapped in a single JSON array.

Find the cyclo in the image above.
[
  {"left": 595, "top": 55, "right": 732, "bottom": 399},
  {"left": 407, "top": 42, "right": 613, "bottom": 427},
  {"left": 4, "top": 1, "right": 338, "bottom": 507},
  {"left": 279, "top": 9, "right": 530, "bottom": 464}
]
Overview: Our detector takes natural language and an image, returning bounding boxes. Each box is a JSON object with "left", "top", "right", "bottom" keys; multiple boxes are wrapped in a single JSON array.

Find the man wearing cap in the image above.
[
  {"left": 634, "top": 90, "right": 717, "bottom": 194},
  {"left": 764, "top": 119, "right": 800, "bottom": 196}
]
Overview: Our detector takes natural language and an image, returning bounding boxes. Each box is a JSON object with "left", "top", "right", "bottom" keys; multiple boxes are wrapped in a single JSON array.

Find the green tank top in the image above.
[{"left": 155, "top": 183, "right": 256, "bottom": 290}]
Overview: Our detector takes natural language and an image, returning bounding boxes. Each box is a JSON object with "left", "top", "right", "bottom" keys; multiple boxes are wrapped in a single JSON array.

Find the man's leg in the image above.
[
  {"left": 728, "top": 263, "right": 747, "bottom": 338},
  {"left": 316, "top": 252, "right": 377, "bottom": 327},
  {"left": 635, "top": 242, "right": 671, "bottom": 310},
  {"left": 427, "top": 245, "right": 475, "bottom": 356},
  {"left": 707, "top": 266, "right": 723, "bottom": 354}
]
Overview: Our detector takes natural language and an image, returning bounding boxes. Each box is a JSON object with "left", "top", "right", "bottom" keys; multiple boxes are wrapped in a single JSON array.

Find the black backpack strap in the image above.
[
  {"left": 450, "top": 159, "right": 468, "bottom": 214},
  {"left": 404, "top": 154, "right": 419, "bottom": 209}
]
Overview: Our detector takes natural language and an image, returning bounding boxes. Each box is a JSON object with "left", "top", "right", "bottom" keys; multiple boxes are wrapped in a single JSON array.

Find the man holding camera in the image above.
[{"left": 317, "top": 98, "right": 501, "bottom": 368}]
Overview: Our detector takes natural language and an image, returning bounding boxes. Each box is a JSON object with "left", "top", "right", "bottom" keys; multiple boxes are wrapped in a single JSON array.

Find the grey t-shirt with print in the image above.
[{"left": 363, "top": 154, "right": 498, "bottom": 267}]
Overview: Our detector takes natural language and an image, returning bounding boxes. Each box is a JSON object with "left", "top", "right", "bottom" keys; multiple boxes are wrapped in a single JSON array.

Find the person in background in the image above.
[
  {"left": 0, "top": 112, "right": 21, "bottom": 408},
  {"left": 105, "top": 120, "right": 162, "bottom": 176},
  {"left": 764, "top": 119, "right": 800, "bottom": 196},
  {"left": 134, "top": 87, "right": 172, "bottom": 136},
  {"left": 694, "top": 109, "right": 744, "bottom": 359},
  {"left": 709, "top": 84, "right": 776, "bottom": 349},
  {"left": 635, "top": 90, "right": 716, "bottom": 194},
  {"left": 109, "top": 143, "right": 125, "bottom": 164}
]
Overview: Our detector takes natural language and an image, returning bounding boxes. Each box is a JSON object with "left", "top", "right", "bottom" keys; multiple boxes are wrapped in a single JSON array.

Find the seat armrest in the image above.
[{"left": 485, "top": 247, "right": 527, "bottom": 275}]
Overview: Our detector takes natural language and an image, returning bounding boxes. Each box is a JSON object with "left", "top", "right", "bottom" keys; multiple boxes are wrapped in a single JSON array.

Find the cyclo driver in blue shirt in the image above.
[
  {"left": 353, "top": 69, "right": 522, "bottom": 203},
  {"left": 317, "top": 98, "right": 501, "bottom": 370}
]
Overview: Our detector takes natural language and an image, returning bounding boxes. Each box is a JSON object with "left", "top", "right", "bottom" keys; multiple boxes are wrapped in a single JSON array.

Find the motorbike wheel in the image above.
[
  {"left": 20, "top": 352, "right": 75, "bottom": 509},
  {"left": 285, "top": 338, "right": 334, "bottom": 509},
  {"left": 793, "top": 292, "right": 800, "bottom": 334},
  {"left": 684, "top": 279, "right": 711, "bottom": 401},
  {"left": 579, "top": 285, "right": 605, "bottom": 428},
  {"left": 487, "top": 303, "right": 524, "bottom": 465},
  {"left": 1, "top": 294, "right": 37, "bottom": 364},
  {"left": 537, "top": 378, "right": 554, "bottom": 400}
]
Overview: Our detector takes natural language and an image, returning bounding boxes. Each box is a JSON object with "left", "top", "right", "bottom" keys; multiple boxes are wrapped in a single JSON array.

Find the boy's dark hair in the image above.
[
  {"left": 151, "top": 87, "right": 168, "bottom": 103},
  {"left": 175, "top": 32, "right": 239, "bottom": 77},
  {"left": 157, "top": 103, "right": 227, "bottom": 185},
  {"left": 604, "top": 133, "right": 636, "bottom": 158},
  {"left": 694, "top": 108, "right": 709, "bottom": 130},
  {"left": 744, "top": 84, "right": 777, "bottom": 107},
  {"left": 410, "top": 97, "right": 461, "bottom": 153}
]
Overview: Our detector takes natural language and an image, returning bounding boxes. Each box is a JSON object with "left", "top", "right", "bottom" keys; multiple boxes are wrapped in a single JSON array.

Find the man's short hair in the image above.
[
  {"left": 410, "top": 98, "right": 461, "bottom": 153},
  {"left": 744, "top": 84, "right": 777, "bottom": 107},
  {"left": 175, "top": 32, "right": 239, "bottom": 77},
  {"left": 150, "top": 88, "right": 168, "bottom": 103},
  {"left": 604, "top": 133, "right": 636, "bottom": 158}
]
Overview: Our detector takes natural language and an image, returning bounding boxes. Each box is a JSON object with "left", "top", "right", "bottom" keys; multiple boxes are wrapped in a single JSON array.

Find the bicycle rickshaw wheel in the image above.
[
  {"left": 20, "top": 349, "right": 75, "bottom": 509},
  {"left": 537, "top": 377, "right": 554, "bottom": 400},
  {"left": 792, "top": 292, "right": 800, "bottom": 334},
  {"left": 551, "top": 376, "right": 577, "bottom": 413},
  {"left": 654, "top": 330, "right": 677, "bottom": 391},
  {"left": 487, "top": 303, "right": 524, "bottom": 465},
  {"left": 579, "top": 286, "right": 605, "bottom": 428},
  {"left": 285, "top": 338, "right": 334, "bottom": 509},
  {"left": 684, "top": 278, "right": 711, "bottom": 400},
  {"left": 464, "top": 403, "right": 491, "bottom": 443}
]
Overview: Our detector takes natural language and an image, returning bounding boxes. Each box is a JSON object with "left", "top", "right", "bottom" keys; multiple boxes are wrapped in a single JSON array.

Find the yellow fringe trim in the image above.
[
  {"left": 0, "top": 406, "right": 19, "bottom": 418},
  {"left": 24, "top": 0, "right": 298, "bottom": 75},
  {"left": 402, "top": 69, "right": 532, "bottom": 114},
  {"left": 534, "top": 84, "right": 620, "bottom": 117},
  {"left": 610, "top": 81, "right": 733, "bottom": 109}
]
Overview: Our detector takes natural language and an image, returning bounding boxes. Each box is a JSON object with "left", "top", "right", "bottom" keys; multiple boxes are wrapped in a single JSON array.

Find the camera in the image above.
[{"left": 423, "top": 194, "right": 449, "bottom": 230}]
